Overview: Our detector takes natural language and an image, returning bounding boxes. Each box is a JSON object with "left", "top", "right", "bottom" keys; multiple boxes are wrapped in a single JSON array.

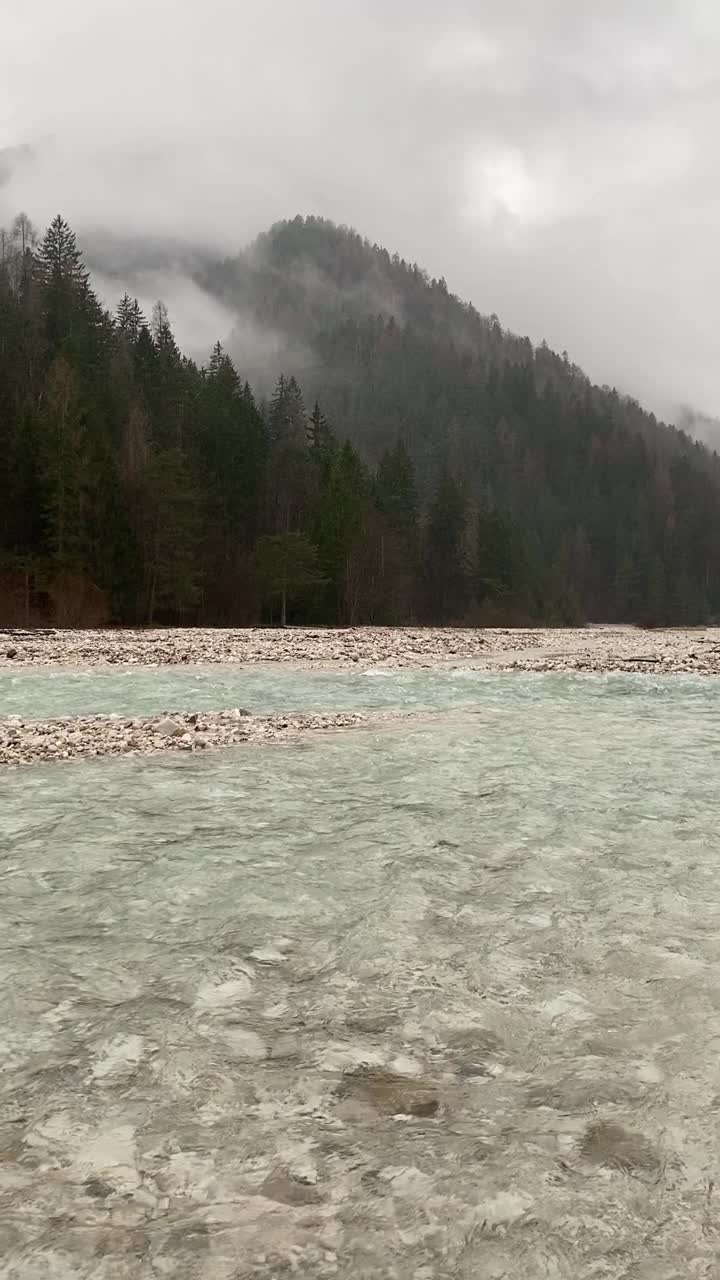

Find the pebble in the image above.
[
  {"left": 0, "top": 624, "right": 491, "bottom": 668},
  {"left": 0, "top": 710, "right": 371, "bottom": 768},
  {"left": 0, "top": 624, "right": 718, "bottom": 675},
  {"left": 3, "top": 625, "right": 720, "bottom": 769}
]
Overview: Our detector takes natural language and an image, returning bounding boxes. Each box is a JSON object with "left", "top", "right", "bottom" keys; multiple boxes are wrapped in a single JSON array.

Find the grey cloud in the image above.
[
  {"left": 0, "top": 143, "right": 35, "bottom": 188},
  {"left": 1, "top": 1, "right": 719, "bottom": 422}
]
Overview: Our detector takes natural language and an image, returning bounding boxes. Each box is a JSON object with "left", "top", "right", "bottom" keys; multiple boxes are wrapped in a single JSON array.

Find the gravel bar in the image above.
[
  {"left": 0, "top": 709, "right": 376, "bottom": 768},
  {"left": 2, "top": 624, "right": 720, "bottom": 674}
]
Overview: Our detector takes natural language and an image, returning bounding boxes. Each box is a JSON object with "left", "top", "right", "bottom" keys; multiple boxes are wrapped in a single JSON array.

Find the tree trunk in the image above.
[{"left": 280, "top": 587, "right": 287, "bottom": 627}]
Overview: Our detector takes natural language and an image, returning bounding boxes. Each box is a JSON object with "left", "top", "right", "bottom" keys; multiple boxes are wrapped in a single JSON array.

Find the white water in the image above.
[{"left": 2, "top": 672, "right": 720, "bottom": 1277}]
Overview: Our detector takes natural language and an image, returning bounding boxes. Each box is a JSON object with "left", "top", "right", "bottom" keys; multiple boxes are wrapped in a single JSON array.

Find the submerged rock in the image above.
[
  {"left": 578, "top": 1120, "right": 662, "bottom": 1177},
  {"left": 260, "top": 1168, "right": 324, "bottom": 1206},
  {"left": 344, "top": 1011, "right": 397, "bottom": 1035},
  {"left": 527, "top": 1076, "right": 642, "bottom": 1113},
  {"left": 335, "top": 1065, "right": 439, "bottom": 1117}
]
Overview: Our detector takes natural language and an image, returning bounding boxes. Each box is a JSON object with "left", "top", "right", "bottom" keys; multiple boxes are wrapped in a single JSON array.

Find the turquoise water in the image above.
[
  {"left": 2, "top": 673, "right": 720, "bottom": 1277},
  {"left": 3, "top": 661, "right": 720, "bottom": 720}
]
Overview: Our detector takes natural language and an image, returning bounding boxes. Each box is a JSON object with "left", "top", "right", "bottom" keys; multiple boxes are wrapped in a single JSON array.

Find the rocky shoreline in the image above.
[
  {"left": 3, "top": 625, "right": 720, "bottom": 767},
  {"left": 3, "top": 623, "right": 720, "bottom": 673},
  {"left": 0, "top": 709, "right": 378, "bottom": 768}
]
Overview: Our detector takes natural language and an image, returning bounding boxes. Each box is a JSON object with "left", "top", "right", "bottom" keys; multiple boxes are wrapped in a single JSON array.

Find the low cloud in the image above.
[{"left": 2, "top": 1, "right": 720, "bottom": 421}]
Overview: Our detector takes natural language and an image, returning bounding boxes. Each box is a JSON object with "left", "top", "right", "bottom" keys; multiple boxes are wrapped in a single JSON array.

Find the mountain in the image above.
[
  {"left": 1, "top": 210, "right": 720, "bottom": 628},
  {"left": 204, "top": 216, "right": 720, "bottom": 622},
  {"left": 676, "top": 405, "right": 720, "bottom": 452}
]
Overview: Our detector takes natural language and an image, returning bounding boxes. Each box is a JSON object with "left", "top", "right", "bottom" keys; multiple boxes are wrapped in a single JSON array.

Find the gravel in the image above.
[
  {"left": 3, "top": 625, "right": 720, "bottom": 767},
  {"left": 1, "top": 624, "right": 720, "bottom": 674},
  {"left": 0, "top": 710, "right": 375, "bottom": 768}
]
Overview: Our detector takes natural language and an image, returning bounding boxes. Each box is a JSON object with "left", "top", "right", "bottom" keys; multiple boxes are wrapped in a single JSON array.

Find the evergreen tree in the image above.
[
  {"left": 36, "top": 216, "right": 89, "bottom": 290},
  {"left": 422, "top": 472, "right": 469, "bottom": 622},
  {"left": 475, "top": 506, "right": 525, "bottom": 605},
  {"left": 375, "top": 440, "right": 419, "bottom": 620},
  {"left": 266, "top": 374, "right": 311, "bottom": 534},
  {"left": 253, "top": 532, "right": 321, "bottom": 625},
  {"left": 115, "top": 295, "right": 146, "bottom": 344},
  {"left": 4, "top": 208, "right": 720, "bottom": 629}
]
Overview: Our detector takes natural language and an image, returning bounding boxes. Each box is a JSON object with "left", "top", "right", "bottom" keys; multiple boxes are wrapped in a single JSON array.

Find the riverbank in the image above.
[
  {"left": 4, "top": 626, "right": 720, "bottom": 766},
  {"left": 3, "top": 624, "right": 720, "bottom": 673}
]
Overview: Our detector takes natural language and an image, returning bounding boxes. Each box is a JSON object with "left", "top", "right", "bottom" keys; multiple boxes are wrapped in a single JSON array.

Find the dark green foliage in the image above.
[
  {"left": 475, "top": 507, "right": 526, "bottom": 606},
  {"left": 253, "top": 531, "right": 322, "bottom": 626},
  {"left": 422, "top": 472, "right": 469, "bottom": 622},
  {"left": 3, "top": 211, "right": 720, "bottom": 626},
  {"left": 203, "top": 215, "right": 720, "bottom": 625}
]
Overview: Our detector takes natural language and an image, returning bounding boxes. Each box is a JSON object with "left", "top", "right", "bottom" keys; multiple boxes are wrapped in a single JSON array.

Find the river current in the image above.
[{"left": 2, "top": 670, "right": 720, "bottom": 1277}]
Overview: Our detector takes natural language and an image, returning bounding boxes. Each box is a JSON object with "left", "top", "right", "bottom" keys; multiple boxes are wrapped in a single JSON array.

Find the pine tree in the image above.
[
  {"left": 475, "top": 506, "right": 525, "bottom": 605},
  {"left": 36, "top": 216, "right": 89, "bottom": 289},
  {"left": 116, "top": 295, "right": 146, "bottom": 344},
  {"left": 308, "top": 401, "right": 337, "bottom": 479},
  {"left": 266, "top": 374, "right": 311, "bottom": 534},
  {"left": 422, "top": 472, "right": 469, "bottom": 622},
  {"left": 41, "top": 356, "right": 90, "bottom": 569},
  {"left": 7, "top": 208, "right": 720, "bottom": 629},
  {"left": 375, "top": 440, "right": 419, "bottom": 621},
  {"left": 253, "top": 532, "right": 321, "bottom": 626}
]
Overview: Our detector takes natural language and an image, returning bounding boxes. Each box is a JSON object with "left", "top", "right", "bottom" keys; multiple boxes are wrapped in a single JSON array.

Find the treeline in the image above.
[
  {"left": 208, "top": 216, "right": 720, "bottom": 626},
  {"left": 1, "top": 214, "right": 551, "bottom": 627}
]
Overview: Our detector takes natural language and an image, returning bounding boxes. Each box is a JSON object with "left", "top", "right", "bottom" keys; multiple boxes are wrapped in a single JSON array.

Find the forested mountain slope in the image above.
[
  {"left": 1, "top": 211, "right": 718, "bottom": 626},
  {"left": 205, "top": 216, "right": 720, "bottom": 625}
]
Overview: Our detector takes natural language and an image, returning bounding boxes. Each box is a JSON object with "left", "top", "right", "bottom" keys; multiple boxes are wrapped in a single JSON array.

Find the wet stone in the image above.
[
  {"left": 457, "top": 1061, "right": 495, "bottom": 1078},
  {"left": 84, "top": 1178, "right": 114, "bottom": 1199},
  {"left": 527, "top": 1076, "right": 643, "bottom": 1113},
  {"left": 260, "top": 1168, "right": 325, "bottom": 1206},
  {"left": 447, "top": 1027, "right": 505, "bottom": 1074},
  {"left": 344, "top": 1011, "right": 397, "bottom": 1034},
  {"left": 335, "top": 1066, "right": 439, "bottom": 1117},
  {"left": 578, "top": 1121, "right": 663, "bottom": 1177}
]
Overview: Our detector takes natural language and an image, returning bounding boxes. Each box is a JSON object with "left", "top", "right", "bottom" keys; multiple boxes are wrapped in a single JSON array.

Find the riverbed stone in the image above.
[
  {"left": 335, "top": 1065, "right": 439, "bottom": 1117},
  {"left": 154, "top": 717, "right": 185, "bottom": 737},
  {"left": 578, "top": 1120, "right": 662, "bottom": 1176}
]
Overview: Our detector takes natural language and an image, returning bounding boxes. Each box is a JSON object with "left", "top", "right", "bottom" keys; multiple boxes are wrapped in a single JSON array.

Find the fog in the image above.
[{"left": 2, "top": 0, "right": 719, "bottom": 421}]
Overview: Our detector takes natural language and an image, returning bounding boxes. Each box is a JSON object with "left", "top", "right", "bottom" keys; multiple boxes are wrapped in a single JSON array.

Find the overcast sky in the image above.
[{"left": 1, "top": 0, "right": 718, "bottom": 421}]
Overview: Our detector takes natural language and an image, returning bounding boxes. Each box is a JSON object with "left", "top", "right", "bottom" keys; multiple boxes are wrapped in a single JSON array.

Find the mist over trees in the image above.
[{"left": 1, "top": 212, "right": 719, "bottom": 627}]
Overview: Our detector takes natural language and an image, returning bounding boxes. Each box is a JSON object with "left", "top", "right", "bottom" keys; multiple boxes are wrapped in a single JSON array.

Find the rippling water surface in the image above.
[
  {"left": 3, "top": 672, "right": 720, "bottom": 1278},
  {"left": 3, "top": 661, "right": 720, "bottom": 719}
]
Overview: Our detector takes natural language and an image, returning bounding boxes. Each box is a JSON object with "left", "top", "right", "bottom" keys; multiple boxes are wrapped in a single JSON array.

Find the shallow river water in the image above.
[{"left": 2, "top": 672, "right": 720, "bottom": 1278}]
